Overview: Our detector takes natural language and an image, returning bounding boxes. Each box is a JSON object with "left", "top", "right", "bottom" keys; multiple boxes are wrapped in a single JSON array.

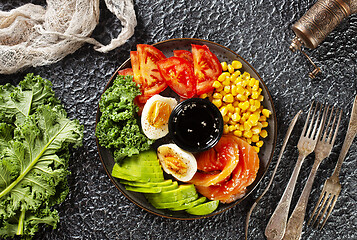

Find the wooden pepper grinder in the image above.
[{"left": 289, "top": 0, "right": 357, "bottom": 78}]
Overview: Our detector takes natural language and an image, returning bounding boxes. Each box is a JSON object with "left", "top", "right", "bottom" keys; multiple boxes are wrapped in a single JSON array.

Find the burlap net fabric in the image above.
[{"left": 0, "top": 0, "right": 137, "bottom": 74}]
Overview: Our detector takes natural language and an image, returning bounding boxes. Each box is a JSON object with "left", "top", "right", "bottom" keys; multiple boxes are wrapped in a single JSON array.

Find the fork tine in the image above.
[
  {"left": 316, "top": 193, "right": 334, "bottom": 229},
  {"left": 309, "top": 190, "right": 328, "bottom": 227},
  {"left": 328, "top": 108, "right": 342, "bottom": 144},
  {"left": 301, "top": 101, "right": 315, "bottom": 136},
  {"left": 321, "top": 105, "right": 332, "bottom": 141},
  {"left": 305, "top": 102, "right": 318, "bottom": 137},
  {"left": 314, "top": 103, "right": 327, "bottom": 140},
  {"left": 320, "top": 194, "right": 339, "bottom": 230}
]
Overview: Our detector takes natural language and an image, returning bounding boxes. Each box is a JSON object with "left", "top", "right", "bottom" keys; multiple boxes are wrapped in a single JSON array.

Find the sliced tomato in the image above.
[
  {"left": 117, "top": 68, "right": 133, "bottom": 76},
  {"left": 157, "top": 57, "right": 196, "bottom": 98},
  {"left": 193, "top": 136, "right": 260, "bottom": 203},
  {"left": 191, "top": 44, "right": 222, "bottom": 95},
  {"left": 173, "top": 50, "right": 194, "bottom": 65},
  {"left": 130, "top": 44, "right": 168, "bottom": 103},
  {"left": 189, "top": 135, "right": 240, "bottom": 186}
]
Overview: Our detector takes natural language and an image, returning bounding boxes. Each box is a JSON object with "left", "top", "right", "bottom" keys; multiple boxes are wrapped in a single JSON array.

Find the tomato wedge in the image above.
[
  {"left": 193, "top": 136, "right": 260, "bottom": 203},
  {"left": 157, "top": 57, "right": 196, "bottom": 98},
  {"left": 191, "top": 44, "right": 222, "bottom": 95},
  {"left": 173, "top": 50, "right": 194, "bottom": 65},
  {"left": 130, "top": 44, "right": 168, "bottom": 103},
  {"left": 117, "top": 68, "right": 133, "bottom": 76}
]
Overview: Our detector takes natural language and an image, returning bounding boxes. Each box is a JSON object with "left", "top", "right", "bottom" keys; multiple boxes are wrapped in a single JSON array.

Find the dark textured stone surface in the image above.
[{"left": 0, "top": 0, "right": 356, "bottom": 239}]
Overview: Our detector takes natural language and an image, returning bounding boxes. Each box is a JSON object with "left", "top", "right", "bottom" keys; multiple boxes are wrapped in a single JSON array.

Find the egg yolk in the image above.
[
  {"left": 164, "top": 156, "right": 187, "bottom": 175},
  {"left": 148, "top": 101, "right": 171, "bottom": 128}
]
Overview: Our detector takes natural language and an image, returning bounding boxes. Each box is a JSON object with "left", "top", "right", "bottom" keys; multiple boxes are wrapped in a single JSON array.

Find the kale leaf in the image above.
[
  {"left": 0, "top": 74, "right": 83, "bottom": 239},
  {"left": 96, "top": 75, "right": 153, "bottom": 162}
]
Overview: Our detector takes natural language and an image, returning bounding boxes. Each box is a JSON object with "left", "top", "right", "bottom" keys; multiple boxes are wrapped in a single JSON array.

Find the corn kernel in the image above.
[
  {"left": 227, "top": 112, "right": 232, "bottom": 118},
  {"left": 218, "top": 73, "right": 228, "bottom": 82},
  {"left": 254, "top": 100, "right": 261, "bottom": 109},
  {"left": 220, "top": 106, "right": 228, "bottom": 116},
  {"left": 260, "top": 115, "right": 267, "bottom": 121},
  {"left": 228, "top": 120, "right": 237, "bottom": 125},
  {"left": 219, "top": 91, "right": 226, "bottom": 96},
  {"left": 249, "top": 114, "right": 259, "bottom": 125},
  {"left": 223, "top": 94, "right": 234, "bottom": 103},
  {"left": 222, "top": 78, "right": 231, "bottom": 86},
  {"left": 221, "top": 62, "right": 228, "bottom": 71},
  {"left": 227, "top": 104, "right": 235, "bottom": 113},
  {"left": 252, "top": 84, "right": 259, "bottom": 91},
  {"left": 250, "top": 91, "right": 258, "bottom": 99},
  {"left": 262, "top": 121, "right": 269, "bottom": 128},
  {"left": 228, "top": 64, "right": 235, "bottom": 73},
  {"left": 233, "top": 130, "right": 243, "bottom": 137},
  {"left": 234, "top": 107, "right": 240, "bottom": 114},
  {"left": 252, "top": 134, "right": 260, "bottom": 143},
  {"left": 252, "top": 126, "right": 261, "bottom": 135},
  {"left": 245, "top": 138, "right": 252, "bottom": 144},
  {"left": 243, "top": 130, "right": 253, "bottom": 139},
  {"left": 249, "top": 78, "right": 255, "bottom": 87},
  {"left": 231, "top": 85, "right": 238, "bottom": 96},
  {"left": 262, "top": 109, "right": 271, "bottom": 118},
  {"left": 260, "top": 129, "right": 268, "bottom": 138},
  {"left": 223, "top": 115, "right": 230, "bottom": 123},
  {"left": 224, "top": 86, "right": 231, "bottom": 93},
  {"left": 232, "top": 60, "right": 242, "bottom": 69},
  {"left": 256, "top": 140, "right": 264, "bottom": 148},
  {"left": 239, "top": 124, "right": 244, "bottom": 131},
  {"left": 237, "top": 94, "right": 247, "bottom": 102},
  {"left": 231, "top": 70, "right": 241, "bottom": 79},
  {"left": 258, "top": 95, "right": 264, "bottom": 101},
  {"left": 253, "top": 146, "right": 260, "bottom": 153},
  {"left": 212, "top": 99, "right": 222, "bottom": 108},
  {"left": 244, "top": 121, "right": 252, "bottom": 131},
  {"left": 223, "top": 124, "right": 229, "bottom": 134},
  {"left": 213, "top": 81, "right": 222, "bottom": 89},
  {"left": 232, "top": 112, "right": 241, "bottom": 122},
  {"left": 229, "top": 125, "right": 236, "bottom": 132}
]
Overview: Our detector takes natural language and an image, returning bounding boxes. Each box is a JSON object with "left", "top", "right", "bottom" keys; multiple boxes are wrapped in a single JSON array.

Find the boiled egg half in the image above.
[
  {"left": 141, "top": 94, "right": 177, "bottom": 140},
  {"left": 157, "top": 144, "right": 197, "bottom": 182}
]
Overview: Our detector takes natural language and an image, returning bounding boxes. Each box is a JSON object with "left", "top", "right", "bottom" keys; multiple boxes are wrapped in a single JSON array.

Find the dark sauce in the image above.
[{"left": 169, "top": 98, "right": 223, "bottom": 152}]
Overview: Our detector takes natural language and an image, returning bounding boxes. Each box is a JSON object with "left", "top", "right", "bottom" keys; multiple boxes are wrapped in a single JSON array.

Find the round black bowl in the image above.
[{"left": 168, "top": 98, "right": 223, "bottom": 153}]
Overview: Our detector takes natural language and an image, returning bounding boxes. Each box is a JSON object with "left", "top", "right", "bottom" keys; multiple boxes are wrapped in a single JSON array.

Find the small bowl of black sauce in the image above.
[{"left": 168, "top": 98, "right": 223, "bottom": 152}]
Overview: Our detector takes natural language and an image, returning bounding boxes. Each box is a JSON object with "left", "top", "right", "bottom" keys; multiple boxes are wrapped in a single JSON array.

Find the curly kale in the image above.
[
  {"left": 0, "top": 74, "right": 83, "bottom": 239},
  {"left": 96, "top": 75, "right": 153, "bottom": 162}
]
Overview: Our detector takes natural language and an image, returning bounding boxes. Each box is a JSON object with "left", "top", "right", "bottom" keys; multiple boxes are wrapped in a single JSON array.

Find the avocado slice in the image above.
[
  {"left": 185, "top": 200, "right": 219, "bottom": 215},
  {"left": 120, "top": 179, "right": 173, "bottom": 187},
  {"left": 148, "top": 194, "right": 199, "bottom": 209},
  {"left": 112, "top": 163, "right": 163, "bottom": 174},
  {"left": 125, "top": 181, "right": 178, "bottom": 193},
  {"left": 146, "top": 184, "right": 197, "bottom": 203},
  {"left": 112, "top": 167, "right": 164, "bottom": 182},
  {"left": 170, "top": 197, "right": 207, "bottom": 211}
]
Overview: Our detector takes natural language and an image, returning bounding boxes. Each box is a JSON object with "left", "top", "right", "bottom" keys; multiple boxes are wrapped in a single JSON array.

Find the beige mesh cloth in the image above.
[{"left": 0, "top": 0, "right": 137, "bottom": 74}]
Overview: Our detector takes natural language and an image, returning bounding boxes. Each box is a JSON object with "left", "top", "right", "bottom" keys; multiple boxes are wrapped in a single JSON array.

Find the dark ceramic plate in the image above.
[{"left": 96, "top": 38, "right": 277, "bottom": 220}]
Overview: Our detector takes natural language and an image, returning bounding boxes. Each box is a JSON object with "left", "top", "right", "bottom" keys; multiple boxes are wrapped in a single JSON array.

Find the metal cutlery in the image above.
[
  {"left": 283, "top": 105, "right": 342, "bottom": 240},
  {"left": 265, "top": 102, "right": 326, "bottom": 240},
  {"left": 308, "top": 95, "right": 357, "bottom": 230}
]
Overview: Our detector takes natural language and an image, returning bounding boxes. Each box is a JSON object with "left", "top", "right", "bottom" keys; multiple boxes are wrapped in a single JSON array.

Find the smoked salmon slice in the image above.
[
  {"left": 193, "top": 135, "right": 260, "bottom": 203},
  {"left": 189, "top": 135, "right": 240, "bottom": 187}
]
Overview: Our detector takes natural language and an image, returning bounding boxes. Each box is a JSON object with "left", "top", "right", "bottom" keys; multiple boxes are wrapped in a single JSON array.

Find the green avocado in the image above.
[
  {"left": 125, "top": 181, "right": 178, "bottom": 193},
  {"left": 148, "top": 194, "right": 199, "bottom": 209},
  {"left": 120, "top": 179, "right": 173, "bottom": 187},
  {"left": 112, "top": 162, "right": 163, "bottom": 174},
  {"left": 170, "top": 197, "right": 207, "bottom": 211},
  {"left": 185, "top": 200, "right": 219, "bottom": 215},
  {"left": 112, "top": 169, "right": 164, "bottom": 182},
  {"left": 147, "top": 184, "right": 197, "bottom": 203}
]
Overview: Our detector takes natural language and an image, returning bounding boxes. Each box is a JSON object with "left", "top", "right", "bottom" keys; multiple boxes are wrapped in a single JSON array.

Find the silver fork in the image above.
[
  {"left": 308, "top": 95, "right": 357, "bottom": 230},
  {"left": 265, "top": 102, "right": 326, "bottom": 240},
  {"left": 283, "top": 105, "right": 342, "bottom": 240}
]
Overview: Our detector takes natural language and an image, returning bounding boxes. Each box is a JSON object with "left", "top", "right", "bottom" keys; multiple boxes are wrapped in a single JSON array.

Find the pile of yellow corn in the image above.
[{"left": 200, "top": 60, "right": 270, "bottom": 153}]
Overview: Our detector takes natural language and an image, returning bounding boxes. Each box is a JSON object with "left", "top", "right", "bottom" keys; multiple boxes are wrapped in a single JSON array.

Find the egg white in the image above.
[
  {"left": 141, "top": 94, "right": 177, "bottom": 140},
  {"left": 157, "top": 144, "right": 197, "bottom": 182}
]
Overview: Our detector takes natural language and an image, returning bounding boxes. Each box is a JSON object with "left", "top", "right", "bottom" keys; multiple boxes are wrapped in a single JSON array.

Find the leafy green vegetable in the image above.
[
  {"left": 0, "top": 74, "right": 83, "bottom": 239},
  {"left": 96, "top": 75, "right": 153, "bottom": 162}
]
